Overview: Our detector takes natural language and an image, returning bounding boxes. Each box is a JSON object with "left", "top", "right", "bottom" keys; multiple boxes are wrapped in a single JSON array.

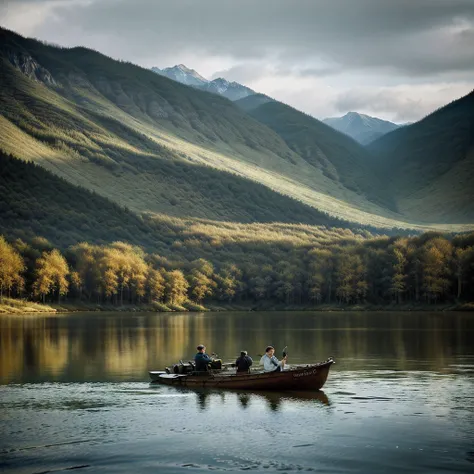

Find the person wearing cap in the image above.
[
  {"left": 235, "top": 350, "right": 253, "bottom": 375},
  {"left": 260, "top": 346, "right": 286, "bottom": 373},
  {"left": 194, "top": 344, "right": 213, "bottom": 372}
]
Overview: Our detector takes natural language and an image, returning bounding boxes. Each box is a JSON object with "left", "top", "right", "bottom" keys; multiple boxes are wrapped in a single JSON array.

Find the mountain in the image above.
[
  {"left": 236, "top": 96, "right": 395, "bottom": 211},
  {"left": 368, "top": 90, "right": 474, "bottom": 223},
  {"left": 151, "top": 64, "right": 208, "bottom": 87},
  {"left": 0, "top": 27, "right": 411, "bottom": 232},
  {"left": 323, "top": 112, "right": 400, "bottom": 145},
  {"left": 0, "top": 27, "right": 471, "bottom": 231},
  {"left": 198, "top": 77, "right": 255, "bottom": 101},
  {"left": 151, "top": 64, "right": 255, "bottom": 101}
]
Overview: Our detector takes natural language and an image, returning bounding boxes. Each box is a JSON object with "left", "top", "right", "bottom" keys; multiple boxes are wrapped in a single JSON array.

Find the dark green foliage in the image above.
[{"left": 0, "top": 150, "right": 162, "bottom": 249}]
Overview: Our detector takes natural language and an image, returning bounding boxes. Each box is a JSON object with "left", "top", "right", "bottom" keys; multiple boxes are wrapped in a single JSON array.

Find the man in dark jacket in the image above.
[
  {"left": 235, "top": 350, "right": 253, "bottom": 374},
  {"left": 194, "top": 344, "right": 212, "bottom": 372}
]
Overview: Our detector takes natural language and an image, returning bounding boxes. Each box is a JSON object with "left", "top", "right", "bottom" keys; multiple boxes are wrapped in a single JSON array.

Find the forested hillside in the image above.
[
  {"left": 368, "top": 90, "right": 474, "bottom": 223},
  {"left": 1, "top": 153, "right": 474, "bottom": 310},
  {"left": 0, "top": 149, "right": 356, "bottom": 248}
]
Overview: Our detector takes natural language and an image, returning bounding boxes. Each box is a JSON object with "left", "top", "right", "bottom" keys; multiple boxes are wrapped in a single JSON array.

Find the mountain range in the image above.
[
  {"left": 153, "top": 65, "right": 405, "bottom": 145},
  {"left": 152, "top": 64, "right": 255, "bottom": 101},
  {"left": 323, "top": 112, "right": 400, "bottom": 145},
  {"left": 0, "top": 26, "right": 473, "bottom": 242}
]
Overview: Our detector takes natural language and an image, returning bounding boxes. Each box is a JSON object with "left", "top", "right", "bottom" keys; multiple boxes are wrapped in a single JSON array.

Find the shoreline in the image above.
[{"left": 1, "top": 299, "right": 473, "bottom": 315}]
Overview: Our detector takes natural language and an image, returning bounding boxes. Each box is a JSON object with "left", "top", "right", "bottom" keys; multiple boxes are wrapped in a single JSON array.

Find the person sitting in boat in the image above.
[
  {"left": 194, "top": 344, "right": 213, "bottom": 372},
  {"left": 260, "top": 346, "right": 287, "bottom": 373},
  {"left": 235, "top": 350, "right": 253, "bottom": 375}
]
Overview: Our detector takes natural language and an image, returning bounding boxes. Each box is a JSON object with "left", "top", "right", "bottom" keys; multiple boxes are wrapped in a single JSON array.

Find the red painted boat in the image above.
[{"left": 149, "top": 358, "right": 335, "bottom": 391}]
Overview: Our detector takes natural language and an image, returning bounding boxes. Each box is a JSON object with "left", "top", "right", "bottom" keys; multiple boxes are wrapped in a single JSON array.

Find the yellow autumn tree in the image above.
[
  {"left": 188, "top": 259, "right": 216, "bottom": 303},
  {"left": 420, "top": 237, "right": 453, "bottom": 303},
  {"left": 0, "top": 236, "right": 25, "bottom": 302},
  {"left": 146, "top": 267, "right": 165, "bottom": 303},
  {"left": 165, "top": 269, "right": 189, "bottom": 305},
  {"left": 34, "top": 249, "right": 69, "bottom": 303}
]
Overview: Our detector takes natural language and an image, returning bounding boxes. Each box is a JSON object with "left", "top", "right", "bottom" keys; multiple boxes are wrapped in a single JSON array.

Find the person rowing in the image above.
[{"left": 260, "top": 345, "right": 287, "bottom": 373}]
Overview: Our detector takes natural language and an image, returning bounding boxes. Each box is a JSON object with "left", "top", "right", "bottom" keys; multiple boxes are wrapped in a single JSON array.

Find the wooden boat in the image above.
[{"left": 149, "top": 358, "right": 335, "bottom": 391}]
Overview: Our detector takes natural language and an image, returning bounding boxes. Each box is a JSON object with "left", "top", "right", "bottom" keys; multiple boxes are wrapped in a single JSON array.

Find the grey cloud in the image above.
[
  {"left": 4, "top": 0, "right": 474, "bottom": 77},
  {"left": 332, "top": 85, "right": 474, "bottom": 122},
  {"left": 2, "top": 0, "right": 474, "bottom": 122},
  {"left": 210, "top": 65, "right": 265, "bottom": 83},
  {"left": 334, "top": 90, "right": 422, "bottom": 122}
]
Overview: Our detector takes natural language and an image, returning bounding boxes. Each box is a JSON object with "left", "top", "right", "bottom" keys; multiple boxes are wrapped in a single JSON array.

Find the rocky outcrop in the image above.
[{"left": 7, "top": 50, "right": 57, "bottom": 86}]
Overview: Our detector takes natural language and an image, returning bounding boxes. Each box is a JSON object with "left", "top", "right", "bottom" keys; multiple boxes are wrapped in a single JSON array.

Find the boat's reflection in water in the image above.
[{"left": 188, "top": 388, "right": 330, "bottom": 411}]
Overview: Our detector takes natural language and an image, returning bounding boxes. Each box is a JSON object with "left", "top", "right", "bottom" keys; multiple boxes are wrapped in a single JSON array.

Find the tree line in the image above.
[{"left": 1, "top": 231, "right": 474, "bottom": 308}]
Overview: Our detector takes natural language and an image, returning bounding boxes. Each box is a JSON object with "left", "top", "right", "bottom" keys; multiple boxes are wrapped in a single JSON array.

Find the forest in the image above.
[{"left": 1, "top": 229, "right": 473, "bottom": 311}]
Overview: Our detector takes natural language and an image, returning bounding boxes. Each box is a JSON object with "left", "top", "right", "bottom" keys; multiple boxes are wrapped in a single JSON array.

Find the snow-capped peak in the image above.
[
  {"left": 151, "top": 64, "right": 209, "bottom": 86},
  {"left": 151, "top": 65, "right": 256, "bottom": 101}
]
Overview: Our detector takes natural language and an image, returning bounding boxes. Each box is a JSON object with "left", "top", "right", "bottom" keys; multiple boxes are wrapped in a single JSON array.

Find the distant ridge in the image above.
[{"left": 323, "top": 112, "right": 399, "bottom": 145}]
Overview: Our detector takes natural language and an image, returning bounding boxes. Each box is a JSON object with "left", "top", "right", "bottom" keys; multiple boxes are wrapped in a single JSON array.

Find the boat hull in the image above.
[{"left": 149, "top": 359, "right": 334, "bottom": 391}]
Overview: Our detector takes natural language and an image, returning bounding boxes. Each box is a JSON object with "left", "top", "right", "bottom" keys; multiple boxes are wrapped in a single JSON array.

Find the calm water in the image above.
[{"left": 1, "top": 311, "right": 473, "bottom": 473}]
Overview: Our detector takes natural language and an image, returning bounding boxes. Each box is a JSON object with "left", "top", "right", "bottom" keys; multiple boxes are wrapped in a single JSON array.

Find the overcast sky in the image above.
[{"left": 1, "top": 0, "right": 473, "bottom": 122}]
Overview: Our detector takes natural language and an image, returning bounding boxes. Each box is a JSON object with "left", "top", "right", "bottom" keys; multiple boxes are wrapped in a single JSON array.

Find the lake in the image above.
[{"left": 1, "top": 311, "right": 473, "bottom": 473}]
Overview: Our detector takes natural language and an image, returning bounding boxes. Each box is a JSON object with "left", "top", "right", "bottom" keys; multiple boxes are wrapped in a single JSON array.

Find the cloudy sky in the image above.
[{"left": 1, "top": 0, "right": 473, "bottom": 122}]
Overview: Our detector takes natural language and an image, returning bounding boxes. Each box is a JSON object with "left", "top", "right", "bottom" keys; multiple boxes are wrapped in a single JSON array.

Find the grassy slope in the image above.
[
  {"left": 368, "top": 90, "right": 474, "bottom": 223},
  {"left": 0, "top": 27, "right": 428, "bottom": 230},
  {"left": 242, "top": 99, "right": 395, "bottom": 210}
]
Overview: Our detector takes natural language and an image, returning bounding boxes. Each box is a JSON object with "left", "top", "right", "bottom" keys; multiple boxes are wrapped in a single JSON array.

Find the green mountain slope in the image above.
[
  {"left": 240, "top": 99, "right": 395, "bottom": 210},
  {"left": 0, "top": 150, "right": 164, "bottom": 249},
  {"left": 0, "top": 147, "right": 363, "bottom": 244},
  {"left": 368, "top": 90, "right": 474, "bottom": 223},
  {"left": 0, "top": 27, "right": 417, "bottom": 229},
  {"left": 0, "top": 150, "right": 381, "bottom": 270}
]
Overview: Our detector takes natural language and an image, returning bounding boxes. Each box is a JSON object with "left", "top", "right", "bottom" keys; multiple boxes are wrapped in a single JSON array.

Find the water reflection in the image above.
[
  {"left": 1, "top": 311, "right": 474, "bottom": 384},
  {"left": 187, "top": 388, "right": 330, "bottom": 412},
  {"left": 238, "top": 393, "right": 250, "bottom": 409}
]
